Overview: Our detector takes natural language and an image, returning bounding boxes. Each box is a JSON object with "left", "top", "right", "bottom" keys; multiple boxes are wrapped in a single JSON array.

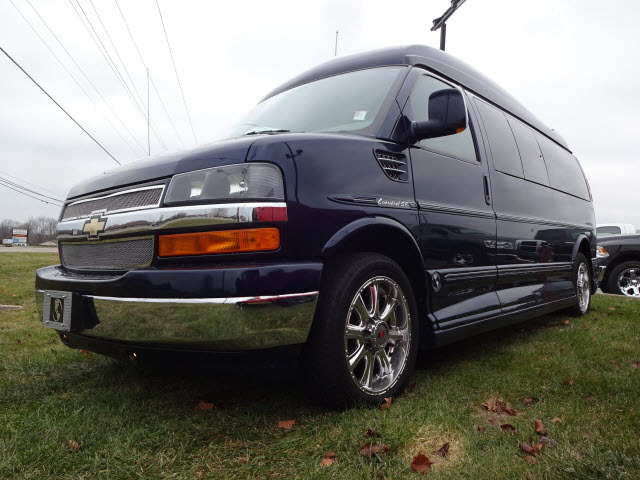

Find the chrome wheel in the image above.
[
  {"left": 344, "top": 276, "right": 411, "bottom": 394},
  {"left": 577, "top": 262, "right": 590, "bottom": 313},
  {"left": 617, "top": 268, "right": 640, "bottom": 297}
]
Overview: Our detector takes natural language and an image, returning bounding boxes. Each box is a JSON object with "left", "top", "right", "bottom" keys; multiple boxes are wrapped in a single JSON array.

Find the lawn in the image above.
[{"left": 1, "top": 252, "right": 639, "bottom": 479}]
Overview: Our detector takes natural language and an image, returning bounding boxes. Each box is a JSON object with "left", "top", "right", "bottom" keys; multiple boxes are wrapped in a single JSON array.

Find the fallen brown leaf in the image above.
[
  {"left": 524, "top": 455, "right": 538, "bottom": 464},
  {"left": 320, "top": 451, "right": 335, "bottom": 467},
  {"left": 436, "top": 442, "right": 450, "bottom": 457},
  {"left": 320, "top": 457, "right": 334, "bottom": 467},
  {"left": 359, "top": 442, "right": 390, "bottom": 458},
  {"left": 592, "top": 337, "right": 597, "bottom": 341},
  {"left": 380, "top": 397, "right": 392, "bottom": 410},
  {"left": 195, "top": 401, "right": 215, "bottom": 411},
  {"left": 534, "top": 419, "right": 547, "bottom": 436},
  {"left": 410, "top": 454, "right": 434, "bottom": 473},
  {"left": 17, "top": 339, "right": 22, "bottom": 344},
  {"left": 561, "top": 319, "right": 570, "bottom": 325},
  {"left": 583, "top": 324, "right": 589, "bottom": 328},
  {"left": 477, "top": 426, "right": 486, "bottom": 433},
  {"left": 277, "top": 419, "right": 295, "bottom": 429},
  {"left": 539, "top": 436, "right": 558, "bottom": 447},
  {"left": 633, "top": 362, "right": 640, "bottom": 369},
  {"left": 79, "top": 350, "right": 89, "bottom": 354},
  {"left": 500, "top": 424, "right": 519, "bottom": 435},
  {"left": 364, "top": 428, "right": 382, "bottom": 438},
  {"left": 27, "top": 334, "right": 32, "bottom": 338},
  {"left": 551, "top": 417, "right": 562, "bottom": 423},
  {"left": 563, "top": 378, "right": 574, "bottom": 385},
  {"left": 482, "top": 398, "right": 516, "bottom": 416},
  {"left": 65, "top": 440, "right": 82, "bottom": 452},
  {"left": 522, "top": 397, "right": 539, "bottom": 405},
  {"left": 519, "top": 441, "right": 535, "bottom": 456},
  {"left": 533, "top": 443, "right": 543, "bottom": 453}
]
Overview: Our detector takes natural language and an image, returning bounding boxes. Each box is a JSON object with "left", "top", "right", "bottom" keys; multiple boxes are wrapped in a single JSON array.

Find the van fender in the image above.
[
  {"left": 571, "top": 234, "right": 592, "bottom": 262},
  {"left": 322, "top": 216, "right": 422, "bottom": 261}
]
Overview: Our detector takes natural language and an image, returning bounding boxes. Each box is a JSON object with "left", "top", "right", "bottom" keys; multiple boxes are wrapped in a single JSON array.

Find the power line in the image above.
[
  {"left": 0, "top": 44, "right": 121, "bottom": 165},
  {"left": 0, "top": 176, "right": 63, "bottom": 203},
  {"left": 87, "top": 0, "right": 168, "bottom": 151},
  {"left": 68, "top": 0, "right": 168, "bottom": 151},
  {"left": 23, "top": 0, "right": 147, "bottom": 155},
  {"left": 155, "top": 0, "right": 198, "bottom": 143},
  {"left": 114, "top": 0, "right": 186, "bottom": 147},
  {"left": 10, "top": 0, "right": 142, "bottom": 157},
  {"left": 0, "top": 170, "right": 64, "bottom": 198},
  {"left": 0, "top": 180, "right": 63, "bottom": 207}
]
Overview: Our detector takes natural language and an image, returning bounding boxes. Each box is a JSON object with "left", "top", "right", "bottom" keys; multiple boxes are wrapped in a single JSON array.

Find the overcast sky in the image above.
[{"left": 1, "top": 0, "right": 639, "bottom": 227}]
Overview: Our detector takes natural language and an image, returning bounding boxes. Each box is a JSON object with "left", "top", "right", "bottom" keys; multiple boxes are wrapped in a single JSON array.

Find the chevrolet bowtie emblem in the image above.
[{"left": 82, "top": 215, "right": 107, "bottom": 239}]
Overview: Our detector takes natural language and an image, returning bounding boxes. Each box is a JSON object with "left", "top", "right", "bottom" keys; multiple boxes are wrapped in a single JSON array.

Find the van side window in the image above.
[
  {"left": 406, "top": 75, "right": 477, "bottom": 163},
  {"left": 536, "top": 134, "right": 590, "bottom": 200},
  {"left": 474, "top": 100, "right": 523, "bottom": 177},
  {"left": 506, "top": 117, "right": 549, "bottom": 185}
]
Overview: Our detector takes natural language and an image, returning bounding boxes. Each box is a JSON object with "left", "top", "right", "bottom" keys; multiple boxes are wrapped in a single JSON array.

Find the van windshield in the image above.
[{"left": 227, "top": 67, "right": 404, "bottom": 137}]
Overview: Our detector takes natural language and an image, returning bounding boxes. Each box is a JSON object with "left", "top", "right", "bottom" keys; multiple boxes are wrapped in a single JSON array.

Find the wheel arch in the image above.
[{"left": 322, "top": 217, "right": 430, "bottom": 341}]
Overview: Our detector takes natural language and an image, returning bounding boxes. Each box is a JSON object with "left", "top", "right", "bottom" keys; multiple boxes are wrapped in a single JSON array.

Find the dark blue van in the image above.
[{"left": 36, "top": 45, "right": 597, "bottom": 405}]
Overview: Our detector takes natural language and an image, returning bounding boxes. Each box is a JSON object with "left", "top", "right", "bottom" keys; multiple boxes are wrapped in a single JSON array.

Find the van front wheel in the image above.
[{"left": 304, "top": 253, "right": 419, "bottom": 407}]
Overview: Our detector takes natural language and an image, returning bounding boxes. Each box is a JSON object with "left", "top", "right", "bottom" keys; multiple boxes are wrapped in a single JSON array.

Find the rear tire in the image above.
[
  {"left": 606, "top": 261, "right": 640, "bottom": 297},
  {"left": 303, "top": 253, "right": 419, "bottom": 407},
  {"left": 569, "top": 253, "right": 591, "bottom": 316}
]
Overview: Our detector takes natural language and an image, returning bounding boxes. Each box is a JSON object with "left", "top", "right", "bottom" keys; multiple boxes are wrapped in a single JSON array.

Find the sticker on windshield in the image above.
[{"left": 353, "top": 111, "right": 367, "bottom": 121}]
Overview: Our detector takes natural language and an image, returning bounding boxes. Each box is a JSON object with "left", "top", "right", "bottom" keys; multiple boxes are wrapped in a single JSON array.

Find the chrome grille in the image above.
[
  {"left": 60, "top": 237, "right": 154, "bottom": 271},
  {"left": 62, "top": 186, "right": 164, "bottom": 221},
  {"left": 375, "top": 150, "right": 408, "bottom": 182}
]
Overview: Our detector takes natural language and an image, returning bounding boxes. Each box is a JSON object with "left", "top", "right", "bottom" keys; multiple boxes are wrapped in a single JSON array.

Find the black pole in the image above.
[{"left": 440, "top": 23, "right": 446, "bottom": 51}]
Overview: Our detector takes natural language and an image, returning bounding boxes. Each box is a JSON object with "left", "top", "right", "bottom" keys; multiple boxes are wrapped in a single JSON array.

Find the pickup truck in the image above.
[{"left": 597, "top": 235, "right": 640, "bottom": 297}]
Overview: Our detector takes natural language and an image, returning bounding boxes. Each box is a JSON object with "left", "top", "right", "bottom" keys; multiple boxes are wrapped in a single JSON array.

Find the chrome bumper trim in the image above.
[
  {"left": 37, "top": 289, "right": 318, "bottom": 350},
  {"left": 598, "top": 266, "right": 606, "bottom": 282},
  {"left": 57, "top": 202, "right": 287, "bottom": 240}
]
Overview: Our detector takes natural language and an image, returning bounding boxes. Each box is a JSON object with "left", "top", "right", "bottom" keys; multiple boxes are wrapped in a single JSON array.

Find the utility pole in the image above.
[
  {"left": 431, "top": 0, "right": 467, "bottom": 51},
  {"left": 334, "top": 30, "right": 339, "bottom": 57},
  {"left": 146, "top": 67, "right": 150, "bottom": 156}
]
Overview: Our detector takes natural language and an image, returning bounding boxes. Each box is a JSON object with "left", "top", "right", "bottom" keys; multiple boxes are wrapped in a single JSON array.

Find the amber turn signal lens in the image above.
[{"left": 159, "top": 228, "right": 280, "bottom": 257}]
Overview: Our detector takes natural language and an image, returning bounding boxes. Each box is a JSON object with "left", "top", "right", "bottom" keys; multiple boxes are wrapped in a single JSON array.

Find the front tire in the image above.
[
  {"left": 606, "top": 261, "right": 640, "bottom": 297},
  {"left": 303, "top": 253, "right": 419, "bottom": 407}
]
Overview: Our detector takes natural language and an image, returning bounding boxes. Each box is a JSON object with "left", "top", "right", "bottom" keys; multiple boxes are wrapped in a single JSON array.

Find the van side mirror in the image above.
[{"left": 411, "top": 88, "right": 467, "bottom": 141}]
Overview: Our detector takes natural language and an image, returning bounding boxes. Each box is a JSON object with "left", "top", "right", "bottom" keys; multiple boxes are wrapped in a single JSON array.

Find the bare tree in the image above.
[{"left": 0, "top": 217, "right": 58, "bottom": 245}]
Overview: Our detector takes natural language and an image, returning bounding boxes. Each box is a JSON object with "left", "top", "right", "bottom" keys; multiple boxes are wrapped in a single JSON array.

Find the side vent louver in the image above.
[{"left": 375, "top": 150, "right": 408, "bottom": 182}]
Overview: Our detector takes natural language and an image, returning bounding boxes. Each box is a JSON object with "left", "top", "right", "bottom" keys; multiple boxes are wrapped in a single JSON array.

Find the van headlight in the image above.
[{"left": 164, "top": 163, "right": 284, "bottom": 205}]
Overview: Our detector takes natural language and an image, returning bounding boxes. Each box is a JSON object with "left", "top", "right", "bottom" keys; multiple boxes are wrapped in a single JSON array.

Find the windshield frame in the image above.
[{"left": 229, "top": 65, "right": 411, "bottom": 139}]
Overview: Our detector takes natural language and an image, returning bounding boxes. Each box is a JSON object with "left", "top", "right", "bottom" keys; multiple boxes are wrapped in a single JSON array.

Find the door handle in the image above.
[{"left": 483, "top": 174, "right": 491, "bottom": 205}]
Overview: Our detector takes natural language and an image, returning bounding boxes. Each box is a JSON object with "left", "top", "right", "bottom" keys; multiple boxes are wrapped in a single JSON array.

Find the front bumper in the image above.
[{"left": 36, "top": 262, "right": 321, "bottom": 351}]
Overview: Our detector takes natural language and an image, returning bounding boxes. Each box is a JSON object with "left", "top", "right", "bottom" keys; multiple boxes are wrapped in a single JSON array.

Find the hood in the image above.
[{"left": 66, "top": 136, "right": 257, "bottom": 199}]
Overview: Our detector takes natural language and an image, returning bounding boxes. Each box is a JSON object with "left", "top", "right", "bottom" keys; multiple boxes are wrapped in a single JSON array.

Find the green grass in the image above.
[{"left": 1, "top": 252, "right": 639, "bottom": 479}]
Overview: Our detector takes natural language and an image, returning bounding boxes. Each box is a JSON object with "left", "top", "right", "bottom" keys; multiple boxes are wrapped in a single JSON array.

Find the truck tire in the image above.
[
  {"left": 606, "top": 260, "right": 640, "bottom": 297},
  {"left": 303, "top": 253, "right": 419, "bottom": 407}
]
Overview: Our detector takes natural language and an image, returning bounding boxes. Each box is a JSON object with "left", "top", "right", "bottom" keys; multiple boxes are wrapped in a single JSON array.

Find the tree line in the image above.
[{"left": 0, "top": 217, "right": 58, "bottom": 245}]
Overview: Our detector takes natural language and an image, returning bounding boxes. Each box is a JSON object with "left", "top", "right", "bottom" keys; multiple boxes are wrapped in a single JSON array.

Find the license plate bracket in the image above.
[{"left": 42, "top": 291, "right": 73, "bottom": 332}]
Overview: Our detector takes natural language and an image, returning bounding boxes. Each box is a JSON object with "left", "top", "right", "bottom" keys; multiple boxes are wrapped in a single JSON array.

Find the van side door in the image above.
[
  {"left": 472, "top": 98, "right": 580, "bottom": 311},
  {"left": 399, "top": 72, "right": 499, "bottom": 331}
]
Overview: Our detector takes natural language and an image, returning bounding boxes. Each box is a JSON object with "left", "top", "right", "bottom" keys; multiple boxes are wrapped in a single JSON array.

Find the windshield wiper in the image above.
[{"left": 244, "top": 129, "right": 291, "bottom": 135}]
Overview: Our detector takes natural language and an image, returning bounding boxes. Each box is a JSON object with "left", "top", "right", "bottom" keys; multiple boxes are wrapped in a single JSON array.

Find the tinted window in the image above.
[
  {"left": 474, "top": 100, "right": 523, "bottom": 177},
  {"left": 507, "top": 117, "right": 549, "bottom": 185},
  {"left": 597, "top": 226, "right": 621, "bottom": 236},
  {"left": 536, "top": 134, "right": 590, "bottom": 200},
  {"left": 406, "top": 75, "right": 477, "bottom": 163}
]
